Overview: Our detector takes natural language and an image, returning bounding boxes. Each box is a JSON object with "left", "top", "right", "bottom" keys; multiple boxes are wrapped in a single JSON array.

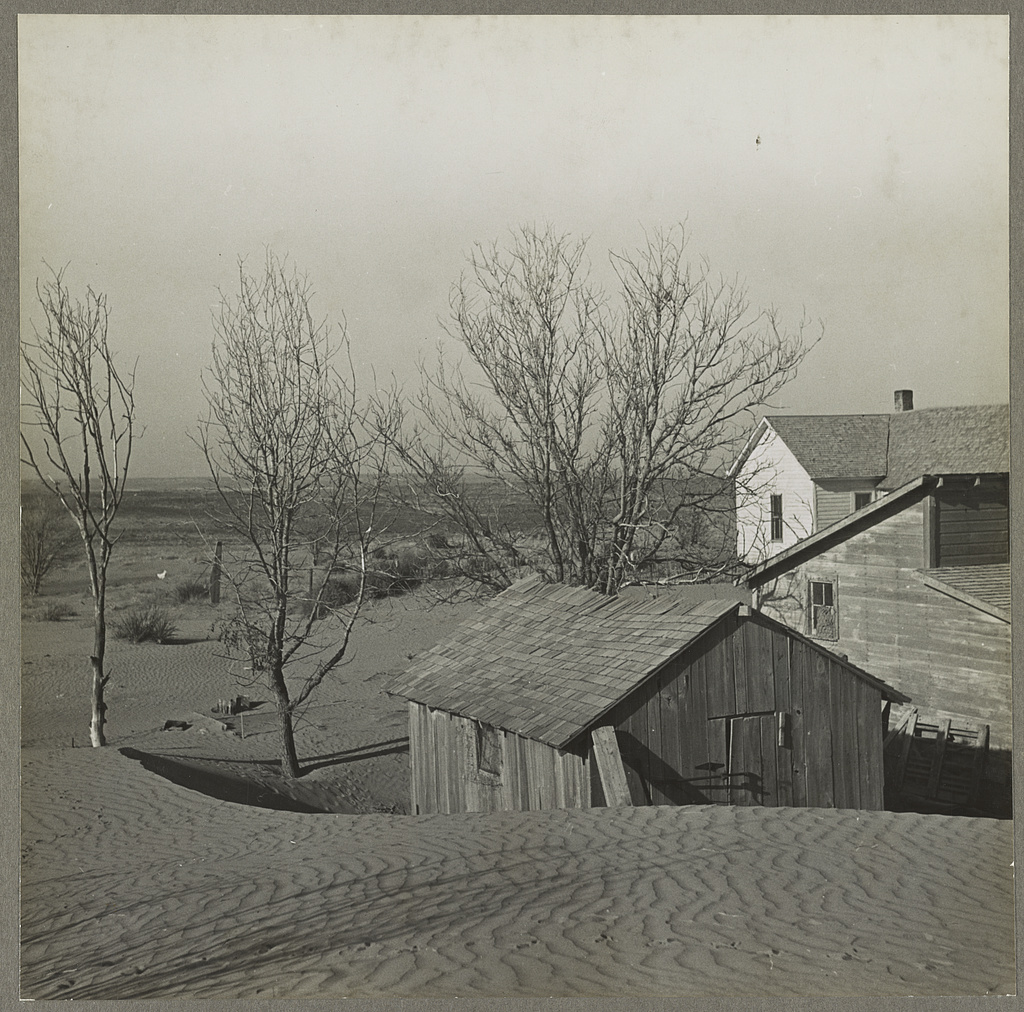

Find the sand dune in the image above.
[
  {"left": 20, "top": 575, "right": 1015, "bottom": 999},
  {"left": 22, "top": 744, "right": 1014, "bottom": 999}
]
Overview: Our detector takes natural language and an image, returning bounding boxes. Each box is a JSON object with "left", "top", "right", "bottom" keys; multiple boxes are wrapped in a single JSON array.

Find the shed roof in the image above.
[
  {"left": 389, "top": 577, "right": 736, "bottom": 749},
  {"left": 390, "top": 576, "right": 906, "bottom": 749},
  {"left": 918, "top": 564, "right": 1010, "bottom": 622}
]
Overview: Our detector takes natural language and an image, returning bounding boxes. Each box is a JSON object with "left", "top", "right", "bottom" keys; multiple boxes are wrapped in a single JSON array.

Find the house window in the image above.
[
  {"left": 475, "top": 722, "right": 502, "bottom": 776},
  {"left": 854, "top": 492, "right": 873, "bottom": 511},
  {"left": 809, "top": 580, "right": 838, "bottom": 640},
  {"left": 769, "top": 494, "right": 784, "bottom": 542}
]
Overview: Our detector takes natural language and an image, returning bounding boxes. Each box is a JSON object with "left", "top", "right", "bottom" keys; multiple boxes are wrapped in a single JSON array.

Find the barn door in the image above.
[{"left": 728, "top": 714, "right": 781, "bottom": 807}]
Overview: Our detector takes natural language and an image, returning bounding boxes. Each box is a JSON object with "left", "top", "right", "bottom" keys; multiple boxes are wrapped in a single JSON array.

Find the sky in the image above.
[{"left": 19, "top": 14, "right": 1009, "bottom": 478}]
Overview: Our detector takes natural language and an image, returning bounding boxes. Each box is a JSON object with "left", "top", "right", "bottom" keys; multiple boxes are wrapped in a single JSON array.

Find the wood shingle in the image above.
[{"left": 389, "top": 576, "right": 736, "bottom": 749}]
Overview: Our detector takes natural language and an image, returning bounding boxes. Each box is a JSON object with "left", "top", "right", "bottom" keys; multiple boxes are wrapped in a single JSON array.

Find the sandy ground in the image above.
[{"left": 20, "top": 560, "right": 1017, "bottom": 998}]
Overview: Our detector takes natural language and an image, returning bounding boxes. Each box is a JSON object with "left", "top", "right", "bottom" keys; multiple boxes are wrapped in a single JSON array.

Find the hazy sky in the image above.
[{"left": 20, "top": 15, "right": 1008, "bottom": 477}]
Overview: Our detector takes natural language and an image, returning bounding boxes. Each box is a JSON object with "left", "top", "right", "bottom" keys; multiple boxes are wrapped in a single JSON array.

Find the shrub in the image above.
[
  {"left": 300, "top": 559, "right": 424, "bottom": 620},
  {"left": 21, "top": 507, "right": 76, "bottom": 595},
  {"left": 41, "top": 602, "right": 76, "bottom": 622},
  {"left": 113, "top": 606, "right": 177, "bottom": 644},
  {"left": 424, "top": 531, "right": 449, "bottom": 550},
  {"left": 393, "top": 548, "right": 426, "bottom": 581},
  {"left": 174, "top": 577, "right": 208, "bottom": 604},
  {"left": 323, "top": 573, "right": 363, "bottom": 608}
]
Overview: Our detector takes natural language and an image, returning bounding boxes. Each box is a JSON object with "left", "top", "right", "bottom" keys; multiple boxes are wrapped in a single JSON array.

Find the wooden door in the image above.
[{"left": 728, "top": 714, "right": 782, "bottom": 807}]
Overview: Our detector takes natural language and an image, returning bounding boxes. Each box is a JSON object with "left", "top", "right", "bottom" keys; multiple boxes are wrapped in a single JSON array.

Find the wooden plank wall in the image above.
[
  {"left": 596, "top": 613, "right": 886, "bottom": 811},
  {"left": 757, "top": 498, "right": 1012, "bottom": 745},
  {"left": 936, "top": 478, "right": 1009, "bottom": 567},
  {"left": 814, "top": 486, "right": 855, "bottom": 531},
  {"left": 408, "top": 702, "right": 590, "bottom": 814}
]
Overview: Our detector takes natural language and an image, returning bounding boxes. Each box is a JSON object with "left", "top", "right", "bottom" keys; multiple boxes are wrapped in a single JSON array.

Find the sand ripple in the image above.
[{"left": 20, "top": 746, "right": 1014, "bottom": 999}]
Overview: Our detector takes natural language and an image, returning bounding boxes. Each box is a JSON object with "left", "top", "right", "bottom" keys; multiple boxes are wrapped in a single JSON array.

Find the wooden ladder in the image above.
[{"left": 883, "top": 708, "right": 989, "bottom": 811}]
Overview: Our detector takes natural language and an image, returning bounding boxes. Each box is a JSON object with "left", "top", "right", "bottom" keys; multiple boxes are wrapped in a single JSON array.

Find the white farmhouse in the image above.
[{"left": 730, "top": 391, "right": 1008, "bottom": 565}]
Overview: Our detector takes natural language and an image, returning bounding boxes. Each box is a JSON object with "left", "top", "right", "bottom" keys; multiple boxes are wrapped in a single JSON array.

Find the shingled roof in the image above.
[
  {"left": 881, "top": 404, "right": 1009, "bottom": 488},
  {"left": 737, "top": 402, "right": 1007, "bottom": 485},
  {"left": 388, "top": 577, "right": 738, "bottom": 750},
  {"left": 765, "top": 414, "right": 889, "bottom": 479},
  {"left": 918, "top": 564, "right": 1010, "bottom": 622}
]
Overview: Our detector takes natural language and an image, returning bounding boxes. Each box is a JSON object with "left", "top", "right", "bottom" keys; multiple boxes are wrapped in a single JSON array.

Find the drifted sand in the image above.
[
  {"left": 20, "top": 586, "right": 1016, "bottom": 999},
  {"left": 22, "top": 746, "right": 1014, "bottom": 999}
]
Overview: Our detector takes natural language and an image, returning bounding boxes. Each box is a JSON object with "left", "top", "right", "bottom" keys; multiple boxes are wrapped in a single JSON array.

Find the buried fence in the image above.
[{"left": 201, "top": 697, "right": 362, "bottom": 740}]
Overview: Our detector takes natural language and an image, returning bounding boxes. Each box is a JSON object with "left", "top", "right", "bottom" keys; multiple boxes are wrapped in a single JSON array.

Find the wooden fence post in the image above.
[{"left": 210, "top": 540, "right": 223, "bottom": 605}]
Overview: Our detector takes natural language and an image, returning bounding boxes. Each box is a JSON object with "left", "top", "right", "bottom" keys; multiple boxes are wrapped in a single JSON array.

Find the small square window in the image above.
[
  {"left": 809, "top": 580, "right": 838, "bottom": 640},
  {"left": 854, "top": 492, "right": 872, "bottom": 511},
  {"left": 769, "top": 494, "right": 783, "bottom": 542}
]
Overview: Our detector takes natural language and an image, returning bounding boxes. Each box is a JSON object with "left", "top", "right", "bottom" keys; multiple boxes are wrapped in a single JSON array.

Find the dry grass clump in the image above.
[
  {"left": 113, "top": 606, "right": 177, "bottom": 644},
  {"left": 300, "top": 548, "right": 430, "bottom": 619},
  {"left": 40, "top": 602, "right": 77, "bottom": 622},
  {"left": 173, "top": 578, "right": 208, "bottom": 604}
]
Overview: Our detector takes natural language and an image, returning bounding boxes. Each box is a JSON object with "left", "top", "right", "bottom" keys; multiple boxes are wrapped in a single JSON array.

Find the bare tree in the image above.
[
  {"left": 395, "top": 226, "right": 614, "bottom": 595},
  {"left": 20, "top": 267, "right": 136, "bottom": 746},
  {"left": 21, "top": 505, "right": 76, "bottom": 595},
  {"left": 398, "top": 224, "right": 815, "bottom": 595},
  {"left": 196, "top": 252, "right": 397, "bottom": 778}
]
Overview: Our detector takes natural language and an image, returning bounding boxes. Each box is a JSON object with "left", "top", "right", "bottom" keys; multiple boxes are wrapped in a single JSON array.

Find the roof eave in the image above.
[
  {"left": 737, "top": 475, "right": 937, "bottom": 587},
  {"left": 806, "top": 472, "right": 886, "bottom": 483},
  {"left": 568, "top": 600, "right": 742, "bottom": 749},
  {"left": 917, "top": 572, "right": 1011, "bottom": 623},
  {"left": 727, "top": 418, "right": 770, "bottom": 478}
]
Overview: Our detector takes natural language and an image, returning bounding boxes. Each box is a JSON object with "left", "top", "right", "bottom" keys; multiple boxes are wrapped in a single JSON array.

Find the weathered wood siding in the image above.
[
  {"left": 597, "top": 611, "right": 886, "bottom": 811},
  {"left": 736, "top": 426, "right": 815, "bottom": 564},
  {"left": 935, "top": 477, "right": 1009, "bottom": 567},
  {"left": 408, "top": 702, "right": 591, "bottom": 815},
  {"left": 755, "top": 495, "right": 1011, "bottom": 746},
  {"left": 814, "top": 487, "right": 854, "bottom": 531},
  {"left": 813, "top": 481, "right": 877, "bottom": 532}
]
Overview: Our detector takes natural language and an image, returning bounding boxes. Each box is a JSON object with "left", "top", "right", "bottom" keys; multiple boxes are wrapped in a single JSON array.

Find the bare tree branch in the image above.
[
  {"left": 20, "top": 265, "right": 136, "bottom": 745},
  {"left": 397, "top": 224, "right": 818, "bottom": 595},
  {"left": 194, "top": 251, "right": 397, "bottom": 777}
]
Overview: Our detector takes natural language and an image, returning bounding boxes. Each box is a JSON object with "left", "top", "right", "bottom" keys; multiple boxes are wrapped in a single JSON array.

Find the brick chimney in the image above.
[{"left": 894, "top": 389, "right": 914, "bottom": 412}]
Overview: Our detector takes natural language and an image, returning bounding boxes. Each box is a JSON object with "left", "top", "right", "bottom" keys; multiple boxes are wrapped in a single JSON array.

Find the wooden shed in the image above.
[{"left": 389, "top": 577, "right": 909, "bottom": 815}]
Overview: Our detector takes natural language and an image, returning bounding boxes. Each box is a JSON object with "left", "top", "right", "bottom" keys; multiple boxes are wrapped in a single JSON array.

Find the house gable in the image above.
[
  {"left": 733, "top": 419, "right": 816, "bottom": 564},
  {"left": 731, "top": 401, "right": 1008, "bottom": 547}
]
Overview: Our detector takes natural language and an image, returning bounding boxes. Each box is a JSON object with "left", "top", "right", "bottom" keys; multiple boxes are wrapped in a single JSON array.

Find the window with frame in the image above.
[
  {"left": 853, "top": 492, "right": 873, "bottom": 511},
  {"left": 475, "top": 721, "right": 502, "bottom": 776},
  {"left": 769, "top": 494, "right": 784, "bottom": 542},
  {"left": 809, "top": 579, "right": 838, "bottom": 640}
]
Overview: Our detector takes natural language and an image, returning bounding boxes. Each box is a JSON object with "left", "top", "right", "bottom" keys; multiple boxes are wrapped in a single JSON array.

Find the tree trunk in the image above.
[
  {"left": 89, "top": 592, "right": 107, "bottom": 747},
  {"left": 278, "top": 706, "right": 301, "bottom": 778},
  {"left": 270, "top": 667, "right": 301, "bottom": 777},
  {"left": 89, "top": 653, "right": 106, "bottom": 747}
]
